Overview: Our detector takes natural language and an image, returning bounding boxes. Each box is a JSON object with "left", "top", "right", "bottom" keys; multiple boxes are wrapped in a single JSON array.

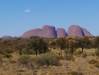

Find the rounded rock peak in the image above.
[
  {"left": 57, "top": 28, "right": 67, "bottom": 38},
  {"left": 42, "top": 25, "right": 55, "bottom": 29},
  {"left": 57, "top": 28, "right": 65, "bottom": 30},
  {"left": 69, "top": 25, "right": 82, "bottom": 28},
  {"left": 68, "top": 25, "right": 84, "bottom": 37},
  {"left": 42, "top": 25, "right": 57, "bottom": 38}
]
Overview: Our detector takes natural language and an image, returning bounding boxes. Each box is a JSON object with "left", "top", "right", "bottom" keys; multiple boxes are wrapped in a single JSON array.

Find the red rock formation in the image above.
[
  {"left": 57, "top": 28, "right": 67, "bottom": 38},
  {"left": 22, "top": 28, "right": 43, "bottom": 38},
  {"left": 22, "top": 25, "right": 57, "bottom": 38},
  {"left": 68, "top": 25, "right": 84, "bottom": 37},
  {"left": 22, "top": 25, "right": 92, "bottom": 38},
  {"left": 42, "top": 25, "right": 57, "bottom": 38}
]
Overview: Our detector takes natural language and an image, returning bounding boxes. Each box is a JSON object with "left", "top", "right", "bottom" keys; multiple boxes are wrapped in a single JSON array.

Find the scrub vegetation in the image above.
[{"left": 0, "top": 36, "right": 99, "bottom": 75}]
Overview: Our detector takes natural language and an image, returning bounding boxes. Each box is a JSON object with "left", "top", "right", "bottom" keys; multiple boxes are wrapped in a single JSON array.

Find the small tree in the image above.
[
  {"left": 18, "top": 55, "right": 34, "bottom": 69},
  {"left": 94, "top": 36, "right": 99, "bottom": 56},
  {"left": 55, "top": 38, "right": 67, "bottom": 57},
  {"left": 67, "top": 38, "right": 77, "bottom": 54},
  {"left": 94, "top": 36, "right": 99, "bottom": 48},
  {"left": 48, "top": 39, "right": 57, "bottom": 49},
  {"left": 77, "top": 37, "right": 91, "bottom": 53},
  {"left": 28, "top": 38, "right": 49, "bottom": 56}
]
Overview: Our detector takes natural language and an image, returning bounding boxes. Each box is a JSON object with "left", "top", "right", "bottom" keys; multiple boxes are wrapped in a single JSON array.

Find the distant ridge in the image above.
[
  {"left": 22, "top": 25, "right": 92, "bottom": 38},
  {"left": 68, "top": 25, "right": 92, "bottom": 37}
]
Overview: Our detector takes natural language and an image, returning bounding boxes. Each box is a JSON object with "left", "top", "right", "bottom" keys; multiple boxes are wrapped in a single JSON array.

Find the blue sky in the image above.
[{"left": 0, "top": 0, "right": 99, "bottom": 36}]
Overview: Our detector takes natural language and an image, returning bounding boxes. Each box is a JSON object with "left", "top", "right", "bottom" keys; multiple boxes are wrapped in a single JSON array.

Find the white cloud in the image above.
[{"left": 24, "top": 9, "right": 31, "bottom": 13}]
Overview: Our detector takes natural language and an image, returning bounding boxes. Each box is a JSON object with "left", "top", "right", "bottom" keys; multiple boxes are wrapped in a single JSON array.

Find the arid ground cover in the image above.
[{"left": 0, "top": 36, "right": 99, "bottom": 75}]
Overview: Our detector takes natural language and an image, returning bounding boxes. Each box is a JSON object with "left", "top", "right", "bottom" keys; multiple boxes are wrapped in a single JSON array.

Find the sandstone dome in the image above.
[
  {"left": 57, "top": 28, "right": 67, "bottom": 38},
  {"left": 68, "top": 25, "right": 84, "bottom": 37},
  {"left": 22, "top": 25, "right": 92, "bottom": 38},
  {"left": 42, "top": 25, "right": 57, "bottom": 38},
  {"left": 22, "top": 25, "right": 57, "bottom": 38}
]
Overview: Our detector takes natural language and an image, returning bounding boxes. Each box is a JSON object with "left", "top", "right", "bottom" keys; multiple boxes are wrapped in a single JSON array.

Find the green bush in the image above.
[
  {"left": 28, "top": 38, "right": 49, "bottom": 56},
  {"left": 34, "top": 52, "right": 60, "bottom": 66},
  {"left": 0, "top": 48, "right": 13, "bottom": 54},
  {"left": 19, "top": 48, "right": 35, "bottom": 55},
  {"left": 0, "top": 48, "right": 13, "bottom": 58},
  {"left": 18, "top": 55, "right": 34, "bottom": 69},
  {"left": 18, "top": 55, "right": 31, "bottom": 65}
]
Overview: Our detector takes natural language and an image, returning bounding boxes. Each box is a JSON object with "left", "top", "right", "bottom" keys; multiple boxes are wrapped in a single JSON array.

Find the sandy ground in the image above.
[{"left": 0, "top": 49, "right": 99, "bottom": 75}]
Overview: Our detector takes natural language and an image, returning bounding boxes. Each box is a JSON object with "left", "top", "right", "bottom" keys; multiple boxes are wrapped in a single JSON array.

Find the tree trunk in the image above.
[
  {"left": 61, "top": 49, "right": 62, "bottom": 57},
  {"left": 82, "top": 47, "right": 84, "bottom": 53},
  {"left": 36, "top": 50, "right": 38, "bottom": 56}
]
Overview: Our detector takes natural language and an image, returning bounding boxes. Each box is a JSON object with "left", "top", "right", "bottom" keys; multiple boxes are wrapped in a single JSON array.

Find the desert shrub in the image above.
[
  {"left": 34, "top": 52, "right": 60, "bottom": 66},
  {"left": 3, "top": 53, "right": 12, "bottom": 58},
  {"left": 82, "top": 52, "right": 87, "bottom": 58},
  {"left": 18, "top": 55, "right": 31, "bottom": 64},
  {"left": 20, "top": 48, "right": 35, "bottom": 55},
  {"left": 64, "top": 49, "right": 75, "bottom": 61},
  {"left": 91, "top": 53, "right": 95, "bottom": 56},
  {"left": 18, "top": 55, "right": 34, "bottom": 69},
  {"left": 65, "top": 49, "right": 75, "bottom": 61},
  {"left": 0, "top": 48, "right": 13, "bottom": 58},
  {"left": 74, "top": 50, "right": 82, "bottom": 56},
  {"left": 95, "top": 62, "right": 99, "bottom": 68},
  {"left": 0, "top": 48, "right": 13, "bottom": 54},
  {"left": 65, "top": 55, "right": 75, "bottom": 61},
  {"left": 9, "top": 59, "right": 17, "bottom": 64},
  {"left": 95, "top": 49, "right": 99, "bottom": 56},
  {"left": 88, "top": 59, "right": 98, "bottom": 64},
  {"left": 89, "top": 59, "right": 99, "bottom": 69},
  {"left": 0, "top": 55, "right": 3, "bottom": 65},
  {"left": 68, "top": 71, "right": 83, "bottom": 75}
]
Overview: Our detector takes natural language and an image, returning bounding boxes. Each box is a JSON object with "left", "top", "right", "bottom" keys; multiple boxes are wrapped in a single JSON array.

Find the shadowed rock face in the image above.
[
  {"left": 42, "top": 25, "right": 57, "bottom": 38},
  {"left": 68, "top": 25, "right": 84, "bottom": 37},
  {"left": 22, "top": 25, "right": 92, "bottom": 38},
  {"left": 57, "top": 28, "right": 67, "bottom": 38},
  {"left": 82, "top": 28, "right": 92, "bottom": 36}
]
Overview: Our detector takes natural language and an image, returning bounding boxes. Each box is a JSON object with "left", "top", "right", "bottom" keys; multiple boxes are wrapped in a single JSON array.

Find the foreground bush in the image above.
[
  {"left": 95, "top": 62, "right": 99, "bottom": 68},
  {"left": 74, "top": 50, "right": 82, "bottom": 56},
  {"left": 18, "top": 55, "right": 34, "bottom": 69},
  {"left": 0, "top": 48, "right": 13, "bottom": 54},
  {"left": 88, "top": 59, "right": 98, "bottom": 64},
  {"left": 68, "top": 71, "right": 83, "bottom": 75},
  {"left": 0, "top": 48, "right": 13, "bottom": 59},
  {"left": 34, "top": 52, "right": 60, "bottom": 66},
  {"left": 81, "top": 52, "right": 87, "bottom": 58},
  {"left": 95, "top": 49, "right": 99, "bottom": 56},
  {"left": 0, "top": 55, "right": 3, "bottom": 65},
  {"left": 65, "top": 49, "right": 75, "bottom": 61},
  {"left": 20, "top": 48, "right": 35, "bottom": 55}
]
